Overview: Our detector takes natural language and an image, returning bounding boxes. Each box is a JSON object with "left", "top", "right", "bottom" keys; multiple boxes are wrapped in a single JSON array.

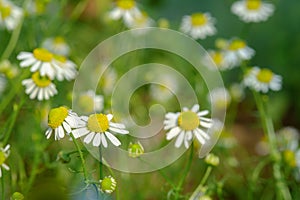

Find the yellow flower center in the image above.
[
  {"left": 33, "top": 48, "right": 53, "bottom": 62},
  {"left": 0, "top": 151, "right": 7, "bottom": 165},
  {"left": 0, "top": 4, "right": 11, "bottom": 19},
  {"left": 116, "top": 0, "right": 135, "bottom": 10},
  {"left": 178, "top": 111, "right": 200, "bottom": 131},
  {"left": 54, "top": 36, "right": 66, "bottom": 45},
  {"left": 228, "top": 40, "right": 246, "bottom": 51},
  {"left": 256, "top": 68, "right": 273, "bottom": 83},
  {"left": 211, "top": 52, "right": 223, "bottom": 66},
  {"left": 32, "top": 72, "right": 51, "bottom": 87},
  {"left": 78, "top": 94, "right": 94, "bottom": 113},
  {"left": 283, "top": 150, "right": 296, "bottom": 168},
  {"left": 87, "top": 114, "right": 109, "bottom": 133},
  {"left": 101, "top": 176, "right": 116, "bottom": 193},
  {"left": 246, "top": 0, "right": 261, "bottom": 10},
  {"left": 48, "top": 107, "right": 68, "bottom": 129},
  {"left": 191, "top": 13, "right": 207, "bottom": 26},
  {"left": 54, "top": 55, "right": 67, "bottom": 63}
]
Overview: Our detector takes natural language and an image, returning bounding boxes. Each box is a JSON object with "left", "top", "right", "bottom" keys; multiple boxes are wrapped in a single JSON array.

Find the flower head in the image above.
[
  {"left": 45, "top": 106, "right": 83, "bottom": 140},
  {"left": 100, "top": 176, "right": 117, "bottom": 194},
  {"left": 128, "top": 141, "right": 144, "bottom": 158},
  {"left": 42, "top": 37, "right": 70, "bottom": 56},
  {"left": 205, "top": 50, "right": 230, "bottom": 71},
  {"left": 72, "top": 113, "right": 129, "bottom": 147},
  {"left": 180, "top": 12, "right": 216, "bottom": 40},
  {"left": 0, "top": 144, "right": 10, "bottom": 177},
  {"left": 126, "top": 11, "right": 154, "bottom": 30},
  {"left": 108, "top": 0, "right": 141, "bottom": 26},
  {"left": 78, "top": 90, "right": 104, "bottom": 114},
  {"left": 231, "top": 0, "right": 274, "bottom": 23},
  {"left": 205, "top": 153, "right": 220, "bottom": 166},
  {"left": 22, "top": 72, "right": 57, "bottom": 100},
  {"left": 208, "top": 88, "right": 231, "bottom": 110},
  {"left": 243, "top": 67, "right": 282, "bottom": 93},
  {"left": 223, "top": 38, "right": 255, "bottom": 68},
  {"left": 0, "top": 0, "right": 23, "bottom": 30},
  {"left": 164, "top": 104, "right": 212, "bottom": 148}
]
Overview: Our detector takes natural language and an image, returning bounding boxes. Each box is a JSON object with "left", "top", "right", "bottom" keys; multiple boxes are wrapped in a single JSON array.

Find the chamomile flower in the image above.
[
  {"left": 52, "top": 55, "right": 77, "bottom": 81},
  {"left": 109, "top": 0, "right": 141, "bottom": 26},
  {"left": 45, "top": 106, "right": 83, "bottom": 140},
  {"left": 22, "top": 72, "right": 57, "bottom": 100},
  {"left": 224, "top": 38, "right": 255, "bottom": 67},
  {"left": 126, "top": 11, "right": 154, "bottom": 29},
  {"left": 99, "top": 176, "right": 117, "bottom": 194},
  {"left": 0, "top": 73, "right": 6, "bottom": 95},
  {"left": 128, "top": 141, "right": 144, "bottom": 158},
  {"left": 205, "top": 50, "right": 230, "bottom": 71},
  {"left": 0, "top": 60, "right": 19, "bottom": 79},
  {"left": 231, "top": 0, "right": 274, "bottom": 23},
  {"left": 208, "top": 88, "right": 231, "bottom": 110},
  {"left": 0, "top": 144, "right": 10, "bottom": 177},
  {"left": 0, "top": 0, "right": 23, "bottom": 31},
  {"left": 72, "top": 113, "right": 129, "bottom": 147},
  {"left": 164, "top": 104, "right": 212, "bottom": 149},
  {"left": 42, "top": 37, "right": 70, "bottom": 56},
  {"left": 243, "top": 67, "right": 282, "bottom": 93},
  {"left": 277, "top": 127, "right": 299, "bottom": 152},
  {"left": 149, "top": 75, "right": 178, "bottom": 102},
  {"left": 180, "top": 12, "right": 216, "bottom": 40},
  {"left": 229, "top": 83, "right": 245, "bottom": 102},
  {"left": 78, "top": 90, "right": 104, "bottom": 114}
]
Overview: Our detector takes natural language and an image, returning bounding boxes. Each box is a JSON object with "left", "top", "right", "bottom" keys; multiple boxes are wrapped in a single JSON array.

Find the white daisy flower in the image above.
[
  {"left": 100, "top": 68, "right": 117, "bottom": 95},
  {"left": 52, "top": 55, "right": 77, "bottom": 81},
  {"left": 45, "top": 106, "right": 83, "bottom": 140},
  {"left": 0, "top": 144, "right": 10, "bottom": 177},
  {"left": 128, "top": 141, "right": 144, "bottom": 158},
  {"left": 204, "top": 50, "right": 230, "bottom": 71},
  {"left": 108, "top": 0, "right": 141, "bottom": 26},
  {"left": 0, "top": 73, "right": 6, "bottom": 95},
  {"left": 180, "top": 12, "right": 217, "bottom": 40},
  {"left": 22, "top": 72, "right": 57, "bottom": 101},
  {"left": 72, "top": 113, "right": 129, "bottom": 147},
  {"left": 223, "top": 38, "right": 255, "bottom": 67},
  {"left": 126, "top": 11, "right": 155, "bottom": 29},
  {"left": 231, "top": 0, "right": 274, "bottom": 23},
  {"left": 208, "top": 88, "right": 231, "bottom": 110},
  {"left": 0, "top": 0, "right": 23, "bottom": 31},
  {"left": 243, "top": 67, "right": 282, "bottom": 93},
  {"left": 17, "top": 48, "right": 76, "bottom": 81},
  {"left": 78, "top": 90, "right": 104, "bottom": 114},
  {"left": 277, "top": 127, "right": 299, "bottom": 152},
  {"left": 100, "top": 176, "right": 117, "bottom": 194},
  {"left": 42, "top": 37, "right": 70, "bottom": 56},
  {"left": 164, "top": 104, "right": 212, "bottom": 149},
  {"left": 229, "top": 83, "right": 245, "bottom": 102},
  {"left": 149, "top": 74, "right": 178, "bottom": 102}
]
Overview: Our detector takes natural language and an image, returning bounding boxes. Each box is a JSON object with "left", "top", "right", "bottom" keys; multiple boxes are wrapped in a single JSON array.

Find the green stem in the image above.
[
  {"left": 189, "top": 166, "right": 212, "bottom": 200},
  {"left": 70, "top": 0, "right": 89, "bottom": 20},
  {"left": 25, "top": 149, "right": 40, "bottom": 194},
  {"left": 99, "top": 146, "right": 103, "bottom": 180},
  {"left": 174, "top": 143, "right": 194, "bottom": 200},
  {"left": 1, "top": 174, "right": 4, "bottom": 200},
  {"left": 70, "top": 133, "right": 88, "bottom": 182},
  {"left": 252, "top": 91, "right": 291, "bottom": 200},
  {"left": 102, "top": 158, "right": 120, "bottom": 200}
]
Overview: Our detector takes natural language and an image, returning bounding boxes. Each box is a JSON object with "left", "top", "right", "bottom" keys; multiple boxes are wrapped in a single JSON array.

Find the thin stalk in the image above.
[
  {"left": 1, "top": 174, "right": 4, "bottom": 200},
  {"left": 189, "top": 166, "right": 212, "bottom": 200},
  {"left": 252, "top": 91, "right": 291, "bottom": 200},
  {"left": 99, "top": 146, "right": 103, "bottom": 180},
  {"left": 24, "top": 149, "right": 40, "bottom": 194},
  {"left": 70, "top": 133, "right": 88, "bottom": 182},
  {"left": 174, "top": 143, "right": 194, "bottom": 200}
]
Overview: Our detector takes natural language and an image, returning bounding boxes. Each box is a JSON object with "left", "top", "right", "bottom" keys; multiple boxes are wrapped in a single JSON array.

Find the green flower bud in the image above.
[
  {"left": 100, "top": 176, "right": 117, "bottom": 194},
  {"left": 128, "top": 141, "right": 144, "bottom": 158},
  {"left": 205, "top": 153, "right": 220, "bottom": 166}
]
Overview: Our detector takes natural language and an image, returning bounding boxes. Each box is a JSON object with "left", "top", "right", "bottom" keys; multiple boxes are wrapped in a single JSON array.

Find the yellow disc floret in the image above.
[
  {"left": 78, "top": 94, "right": 94, "bottom": 113},
  {"left": 100, "top": 176, "right": 117, "bottom": 193},
  {"left": 48, "top": 107, "right": 68, "bottom": 129},
  {"left": 32, "top": 72, "right": 51, "bottom": 87},
  {"left": 0, "top": 4, "right": 11, "bottom": 19},
  {"left": 54, "top": 36, "right": 66, "bottom": 45},
  {"left": 87, "top": 114, "right": 109, "bottom": 133},
  {"left": 0, "top": 151, "right": 7, "bottom": 165},
  {"left": 191, "top": 13, "right": 207, "bottom": 26},
  {"left": 211, "top": 52, "right": 224, "bottom": 66},
  {"left": 178, "top": 111, "right": 200, "bottom": 131},
  {"left": 246, "top": 0, "right": 261, "bottom": 10},
  {"left": 33, "top": 48, "right": 53, "bottom": 62},
  {"left": 256, "top": 68, "right": 273, "bottom": 83},
  {"left": 283, "top": 150, "right": 296, "bottom": 168},
  {"left": 228, "top": 39, "right": 246, "bottom": 51},
  {"left": 116, "top": 0, "right": 135, "bottom": 10},
  {"left": 54, "top": 55, "right": 67, "bottom": 63}
]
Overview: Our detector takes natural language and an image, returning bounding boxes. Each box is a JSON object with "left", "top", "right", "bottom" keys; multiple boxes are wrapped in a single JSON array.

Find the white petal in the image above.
[
  {"left": 109, "top": 127, "right": 129, "bottom": 134},
  {"left": 93, "top": 133, "right": 101, "bottom": 147},
  {"left": 84, "top": 132, "right": 95, "bottom": 144},
  {"left": 109, "top": 122, "right": 125, "bottom": 129},
  {"left": 58, "top": 125, "right": 65, "bottom": 138},
  {"left": 105, "top": 131, "right": 121, "bottom": 146},
  {"left": 101, "top": 134, "right": 108, "bottom": 148},
  {"left": 107, "top": 114, "right": 113, "bottom": 121},
  {"left": 166, "top": 127, "right": 181, "bottom": 140},
  {"left": 194, "top": 130, "right": 205, "bottom": 144},
  {"left": 175, "top": 131, "right": 185, "bottom": 148},
  {"left": 72, "top": 127, "right": 90, "bottom": 138},
  {"left": 191, "top": 104, "right": 200, "bottom": 112},
  {"left": 63, "top": 122, "right": 71, "bottom": 133}
]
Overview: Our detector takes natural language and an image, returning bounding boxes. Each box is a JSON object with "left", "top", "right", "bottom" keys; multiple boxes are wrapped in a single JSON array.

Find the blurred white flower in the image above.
[
  {"left": 180, "top": 12, "right": 216, "bottom": 40},
  {"left": 164, "top": 104, "right": 212, "bottom": 148},
  {"left": 205, "top": 50, "right": 230, "bottom": 71},
  {"left": 231, "top": 0, "right": 274, "bottom": 23},
  {"left": 78, "top": 90, "right": 104, "bottom": 114},
  {"left": 229, "top": 83, "right": 245, "bottom": 102},
  {"left": 0, "top": 0, "right": 23, "bottom": 31},
  {"left": 22, "top": 72, "right": 57, "bottom": 101},
  {"left": 0, "top": 144, "right": 10, "bottom": 177},
  {"left": 243, "top": 67, "right": 282, "bottom": 93},
  {"left": 42, "top": 37, "right": 70, "bottom": 56},
  {"left": 208, "top": 88, "right": 231, "bottom": 110}
]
